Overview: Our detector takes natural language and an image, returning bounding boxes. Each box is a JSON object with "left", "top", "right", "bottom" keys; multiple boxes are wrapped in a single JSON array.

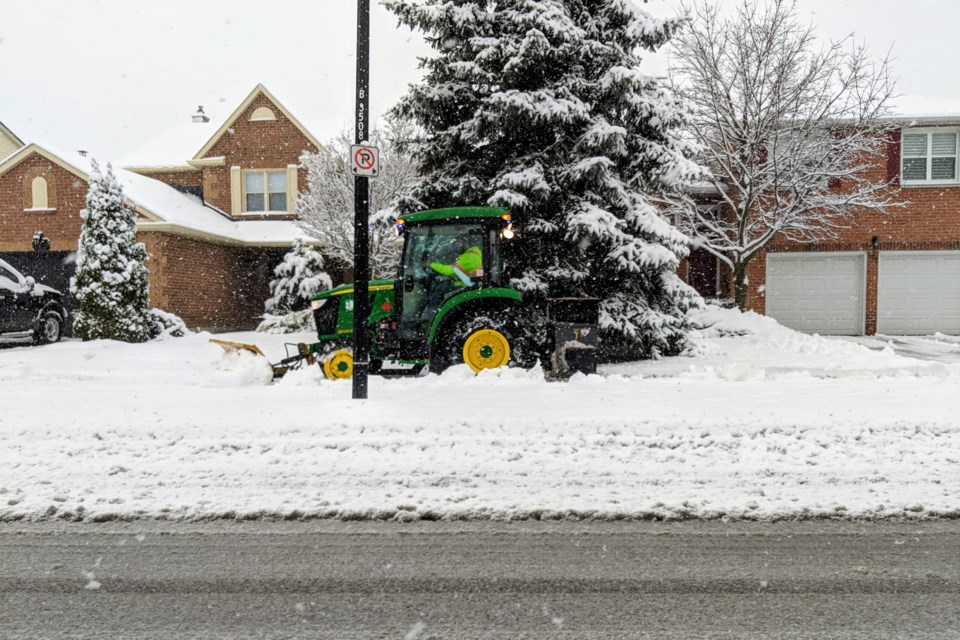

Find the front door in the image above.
[{"left": 688, "top": 248, "right": 718, "bottom": 298}]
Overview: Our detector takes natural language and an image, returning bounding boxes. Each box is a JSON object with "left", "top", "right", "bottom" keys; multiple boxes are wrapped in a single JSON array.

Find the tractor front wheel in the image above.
[{"left": 322, "top": 348, "right": 354, "bottom": 380}]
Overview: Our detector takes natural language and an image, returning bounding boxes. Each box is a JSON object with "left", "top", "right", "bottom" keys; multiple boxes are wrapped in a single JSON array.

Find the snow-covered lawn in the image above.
[{"left": 2, "top": 307, "right": 958, "bottom": 522}]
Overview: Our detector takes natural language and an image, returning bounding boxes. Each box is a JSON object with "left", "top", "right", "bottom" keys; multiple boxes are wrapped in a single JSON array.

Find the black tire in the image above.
[
  {"left": 34, "top": 310, "right": 63, "bottom": 345},
  {"left": 431, "top": 312, "right": 528, "bottom": 374}
]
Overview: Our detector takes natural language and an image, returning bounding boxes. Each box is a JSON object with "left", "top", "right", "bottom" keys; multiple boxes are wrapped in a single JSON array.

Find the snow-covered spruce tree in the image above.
[
  {"left": 264, "top": 237, "right": 333, "bottom": 314},
  {"left": 385, "top": 0, "right": 702, "bottom": 360},
  {"left": 296, "top": 115, "right": 421, "bottom": 279},
  {"left": 71, "top": 160, "right": 151, "bottom": 342}
]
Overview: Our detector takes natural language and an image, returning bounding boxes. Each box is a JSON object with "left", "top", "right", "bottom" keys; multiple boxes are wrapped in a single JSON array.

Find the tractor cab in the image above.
[{"left": 391, "top": 207, "right": 514, "bottom": 360}]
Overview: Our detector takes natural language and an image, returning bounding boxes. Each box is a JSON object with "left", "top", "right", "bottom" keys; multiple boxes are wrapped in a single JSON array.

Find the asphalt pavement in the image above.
[{"left": 2, "top": 520, "right": 958, "bottom": 639}]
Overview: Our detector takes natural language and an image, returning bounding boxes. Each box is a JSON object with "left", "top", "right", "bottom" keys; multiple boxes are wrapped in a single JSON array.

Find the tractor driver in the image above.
[{"left": 429, "top": 244, "right": 482, "bottom": 287}]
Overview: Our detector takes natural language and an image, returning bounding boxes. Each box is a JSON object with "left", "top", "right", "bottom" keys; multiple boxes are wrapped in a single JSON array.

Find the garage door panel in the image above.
[
  {"left": 878, "top": 252, "right": 960, "bottom": 335},
  {"left": 766, "top": 253, "right": 864, "bottom": 335}
]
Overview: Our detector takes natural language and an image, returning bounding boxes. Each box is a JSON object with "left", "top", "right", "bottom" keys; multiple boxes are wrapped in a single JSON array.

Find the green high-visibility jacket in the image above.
[{"left": 431, "top": 245, "right": 482, "bottom": 286}]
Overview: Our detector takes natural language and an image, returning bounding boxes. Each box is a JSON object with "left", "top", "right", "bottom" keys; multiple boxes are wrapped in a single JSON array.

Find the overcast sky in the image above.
[{"left": 2, "top": 0, "right": 958, "bottom": 161}]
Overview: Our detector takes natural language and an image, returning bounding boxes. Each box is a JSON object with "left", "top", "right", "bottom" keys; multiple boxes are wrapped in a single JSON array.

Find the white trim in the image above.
[
  {"left": 900, "top": 126, "right": 960, "bottom": 186},
  {"left": 186, "top": 156, "right": 225, "bottom": 168},
  {"left": 23, "top": 207, "right": 57, "bottom": 213}
]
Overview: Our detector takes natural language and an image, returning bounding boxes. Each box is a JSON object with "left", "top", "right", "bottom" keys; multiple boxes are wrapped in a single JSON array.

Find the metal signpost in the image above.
[{"left": 351, "top": 0, "right": 371, "bottom": 400}]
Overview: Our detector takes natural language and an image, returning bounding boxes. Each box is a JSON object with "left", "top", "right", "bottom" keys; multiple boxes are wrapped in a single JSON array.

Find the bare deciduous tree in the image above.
[
  {"left": 667, "top": 0, "right": 900, "bottom": 309},
  {"left": 296, "top": 115, "right": 420, "bottom": 280}
]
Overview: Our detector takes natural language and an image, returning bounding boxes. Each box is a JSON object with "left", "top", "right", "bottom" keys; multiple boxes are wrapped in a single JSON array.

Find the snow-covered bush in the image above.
[
  {"left": 256, "top": 309, "right": 315, "bottom": 334},
  {"left": 148, "top": 308, "right": 187, "bottom": 339},
  {"left": 70, "top": 160, "right": 151, "bottom": 342},
  {"left": 386, "top": 0, "right": 702, "bottom": 360},
  {"left": 264, "top": 237, "right": 332, "bottom": 315}
]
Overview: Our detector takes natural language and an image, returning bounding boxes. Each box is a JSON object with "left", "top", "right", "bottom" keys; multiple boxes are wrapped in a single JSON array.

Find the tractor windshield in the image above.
[{"left": 399, "top": 223, "right": 486, "bottom": 341}]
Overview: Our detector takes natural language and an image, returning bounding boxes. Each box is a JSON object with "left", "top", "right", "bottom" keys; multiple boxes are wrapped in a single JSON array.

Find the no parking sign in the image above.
[{"left": 351, "top": 145, "right": 379, "bottom": 177}]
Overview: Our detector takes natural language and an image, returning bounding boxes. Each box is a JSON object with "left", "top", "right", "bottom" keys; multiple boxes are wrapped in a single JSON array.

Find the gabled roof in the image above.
[
  {"left": 117, "top": 84, "right": 324, "bottom": 171},
  {"left": 0, "top": 143, "right": 313, "bottom": 248},
  {"left": 192, "top": 84, "right": 324, "bottom": 160}
]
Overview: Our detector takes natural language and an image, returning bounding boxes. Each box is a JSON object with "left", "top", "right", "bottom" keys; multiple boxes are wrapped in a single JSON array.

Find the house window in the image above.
[
  {"left": 244, "top": 171, "right": 287, "bottom": 212},
  {"left": 902, "top": 128, "right": 958, "bottom": 184},
  {"left": 250, "top": 107, "right": 276, "bottom": 121},
  {"left": 31, "top": 176, "right": 49, "bottom": 209}
]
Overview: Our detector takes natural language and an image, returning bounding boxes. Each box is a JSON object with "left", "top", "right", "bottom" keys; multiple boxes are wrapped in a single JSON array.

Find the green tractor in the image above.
[{"left": 214, "top": 206, "right": 598, "bottom": 379}]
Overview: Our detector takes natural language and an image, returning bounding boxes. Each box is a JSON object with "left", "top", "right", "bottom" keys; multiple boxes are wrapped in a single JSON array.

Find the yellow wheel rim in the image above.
[
  {"left": 462, "top": 328, "right": 511, "bottom": 373},
  {"left": 323, "top": 349, "right": 354, "bottom": 380}
]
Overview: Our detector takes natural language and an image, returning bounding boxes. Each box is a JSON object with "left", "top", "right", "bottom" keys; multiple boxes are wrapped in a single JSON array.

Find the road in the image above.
[{"left": 2, "top": 521, "right": 958, "bottom": 639}]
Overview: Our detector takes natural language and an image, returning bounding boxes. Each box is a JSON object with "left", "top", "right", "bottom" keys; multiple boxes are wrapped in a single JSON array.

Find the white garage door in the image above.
[
  {"left": 766, "top": 253, "right": 865, "bottom": 335},
  {"left": 878, "top": 251, "right": 960, "bottom": 335}
]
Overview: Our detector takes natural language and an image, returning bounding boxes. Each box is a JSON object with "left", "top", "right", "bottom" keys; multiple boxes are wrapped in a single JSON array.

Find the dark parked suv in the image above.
[{"left": 0, "top": 258, "right": 67, "bottom": 344}]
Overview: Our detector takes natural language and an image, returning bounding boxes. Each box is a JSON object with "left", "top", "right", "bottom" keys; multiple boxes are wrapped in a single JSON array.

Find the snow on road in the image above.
[{"left": 1, "top": 307, "right": 958, "bottom": 522}]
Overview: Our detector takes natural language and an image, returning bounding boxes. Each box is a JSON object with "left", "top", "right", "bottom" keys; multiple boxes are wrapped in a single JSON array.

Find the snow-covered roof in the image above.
[
  {"left": 0, "top": 142, "right": 312, "bottom": 248},
  {"left": 117, "top": 84, "right": 326, "bottom": 170},
  {"left": 885, "top": 95, "right": 960, "bottom": 125},
  {"left": 116, "top": 120, "right": 218, "bottom": 170}
]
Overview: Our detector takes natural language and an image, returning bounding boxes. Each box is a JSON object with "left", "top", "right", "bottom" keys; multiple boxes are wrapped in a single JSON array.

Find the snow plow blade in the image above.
[
  {"left": 209, "top": 339, "right": 267, "bottom": 358},
  {"left": 209, "top": 339, "right": 314, "bottom": 379}
]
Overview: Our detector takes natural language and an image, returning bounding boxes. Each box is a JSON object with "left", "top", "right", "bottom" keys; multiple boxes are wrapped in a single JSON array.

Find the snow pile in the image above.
[
  {"left": 606, "top": 306, "right": 951, "bottom": 380},
  {"left": 1, "top": 310, "right": 958, "bottom": 523}
]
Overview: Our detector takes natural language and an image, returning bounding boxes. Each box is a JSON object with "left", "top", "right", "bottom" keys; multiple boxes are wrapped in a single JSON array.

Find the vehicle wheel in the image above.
[
  {"left": 34, "top": 311, "right": 62, "bottom": 345},
  {"left": 322, "top": 348, "right": 354, "bottom": 380},
  {"left": 434, "top": 314, "right": 524, "bottom": 374}
]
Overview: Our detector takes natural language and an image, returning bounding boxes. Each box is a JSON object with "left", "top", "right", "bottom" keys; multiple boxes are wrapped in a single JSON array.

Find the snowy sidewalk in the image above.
[{"left": 2, "top": 308, "right": 958, "bottom": 522}]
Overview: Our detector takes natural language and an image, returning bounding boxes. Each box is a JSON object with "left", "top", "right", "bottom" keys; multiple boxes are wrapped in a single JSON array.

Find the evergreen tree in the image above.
[
  {"left": 264, "top": 237, "right": 333, "bottom": 314},
  {"left": 386, "top": 0, "right": 702, "bottom": 359},
  {"left": 71, "top": 160, "right": 151, "bottom": 342}
]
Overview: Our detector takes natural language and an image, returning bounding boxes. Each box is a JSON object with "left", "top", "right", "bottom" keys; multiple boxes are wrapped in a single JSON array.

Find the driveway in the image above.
[{"left": 835, "top": 334, "right": 960, "bottom": 364}]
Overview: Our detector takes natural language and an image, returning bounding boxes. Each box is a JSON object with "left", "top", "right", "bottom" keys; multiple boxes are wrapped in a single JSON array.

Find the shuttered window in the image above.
[{"left": 902, "top": 128, "right": 958, "bottom": 184}]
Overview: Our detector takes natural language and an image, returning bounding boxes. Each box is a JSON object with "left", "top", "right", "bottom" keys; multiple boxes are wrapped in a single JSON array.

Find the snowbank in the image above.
[{"left": 1, "top": 307, "right": 958, "bottom": 523}]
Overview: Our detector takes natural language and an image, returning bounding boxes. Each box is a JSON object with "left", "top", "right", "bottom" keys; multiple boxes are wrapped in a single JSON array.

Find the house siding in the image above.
[{"left": 0, "top": 133, "right": 21, "bottom": 162}]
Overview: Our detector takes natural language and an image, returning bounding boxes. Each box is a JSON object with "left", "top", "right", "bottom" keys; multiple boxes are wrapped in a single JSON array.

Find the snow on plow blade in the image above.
[{"left": 209, "top": 339, "right": 313, "bottom": 379}]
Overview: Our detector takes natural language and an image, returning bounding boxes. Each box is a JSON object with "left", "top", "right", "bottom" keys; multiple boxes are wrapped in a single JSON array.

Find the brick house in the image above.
[
  {"left": 0, "top": 85, "right": 327, "bottom": 332},
  {"left": 683, "top": 110, "right": 960, "bottom": 336}
]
